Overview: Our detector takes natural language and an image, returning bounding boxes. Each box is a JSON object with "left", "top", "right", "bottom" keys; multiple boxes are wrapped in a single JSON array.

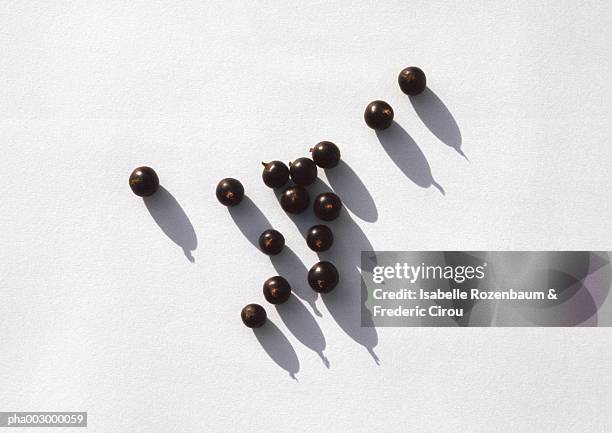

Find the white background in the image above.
[{"left": 1, "top": 1, "right": 611, "bottom": 432}]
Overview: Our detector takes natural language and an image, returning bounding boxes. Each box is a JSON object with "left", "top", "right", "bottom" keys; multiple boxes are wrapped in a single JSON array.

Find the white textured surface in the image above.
[{"left": 1, "top": 1, "right": 611, "bottom": 432}]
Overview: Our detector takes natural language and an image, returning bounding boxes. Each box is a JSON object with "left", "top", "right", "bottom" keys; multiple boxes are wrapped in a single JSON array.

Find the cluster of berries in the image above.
[
  {"left": 215, "top": 142, "right": 343, "bottom": 328},
  {"left": 128, "top": 65, "right": 429, "bottom": 330}
]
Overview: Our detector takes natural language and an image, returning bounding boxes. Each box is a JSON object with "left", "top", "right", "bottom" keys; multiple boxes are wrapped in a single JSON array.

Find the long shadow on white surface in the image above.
[
  {"left": 325, "top": 160, "right": 378, "bottom": 223},
  {"left": 409, "top": 87, "right": 465, "bottom": 159},
  {"left": 254, "top": 320, "right": 300, "bottom": 380},
  {"left": 144, "top": 186, "right": 197, "bottom": 262},
  {"left": 276, "top": 295, "right": 329, "bottom": 367},
  {"left": 228, "top": 196, "right": 274, "bottom": 249},
  {"left": 376, "top": 122, "right": 444, "bottom": 195}
]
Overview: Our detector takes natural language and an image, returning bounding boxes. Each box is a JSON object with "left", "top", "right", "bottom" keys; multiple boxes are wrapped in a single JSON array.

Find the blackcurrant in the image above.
[
  {"left": 398, "top": 66, "right": 426, "bottom": 95},
  {"left": 310, "top": 141, "right": 341, "bottom": 168},
  {"left": 129, "top": 166, "right": 159, "bottom": 197},
  {"left": 280, "top": 185, "right": 310, "bottom": 214},
  {"left": 306, "top": 225, "right": 333, "bottom": 252},
  {"left": 263, "top": 276, "right": 291, "bottom": 304},
  {"left": 216, "top": 178, "right": 244, "bottom": 207},
  {"left": 258, "top": 229, "right": 285, "bottom": 255},
  {"left": 289, "top": 157, "right": 317, "bottom": 186},
  {"left": 241, "top": 303, "right": 267, "bottom": 328},
  {"left": 313, "top": 192, "right": 342, "bottom": 221},
  {"left": 261, "top": 160, "right": 289, "bottom": 188},
  {"left": 364, "top": 100, "right": 394, "bottom": 130},
  {"left": 308, "top": 261, "right": 339, "bottom": 293}
]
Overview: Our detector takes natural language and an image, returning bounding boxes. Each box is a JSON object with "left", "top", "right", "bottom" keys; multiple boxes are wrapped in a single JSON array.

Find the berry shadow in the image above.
[
  {"left": 253, "top": 320, "right": 300, "bottom": 380},
  {"left": 276, "top": 295, "right": 329, "bottom": 367},
  {"left": 270, "top": 247, "right": 321, "bottom": 317},
  {"left": 325, "top": 160, "right": 378, "bottom": 222},
  {"left": 143, "top": 186, "right": 197, "bottom": 262},
  {"left": 227, "top": 196, "right": 273, "bottom": 249},
  {"left": 375, "top": 122, "right": 445, "bottom": 195},
  {"left": 284, "top": 178, "right": 380, "bottom": 363},
  {"left": 409, "top": 87, "right": 466, "bottom": 159},
  {"left": 321, "top": 209, "right": 380, "bottom": 364}
]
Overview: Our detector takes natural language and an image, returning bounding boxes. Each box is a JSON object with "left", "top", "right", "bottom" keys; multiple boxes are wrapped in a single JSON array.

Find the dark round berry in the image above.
[
  {"left": 261, "top": 161, "right": 289, "bottom": 188},
  {"left": 241, "top": 303, "right": 267, "bottom": 328},
  {"left": 129, "top": 166, "right": 159, "bottom": 197},
  {"left": 306, "top": 225, "right": 333, "bottom": 252},
  {"left": 280, "top": 185, "right": 310, "bottom": 214},
  {"left": 313, "top": 192, "right": 342, "bottom": 221},
  {"left": 310, "top": 141, "right": 341, "bottom": 168},
  {"left": 289, "top": 157, "right": 317, "bottom": 186},
  {"left": 398, "top": 66, "right": 426, "bottom": 95},
  {"left": 216, "top": 178, "right": 244, "bottom": 207},
  {"left": 258, "top": 229, "right": 285, "bottom": 255},
  {"left": 308, "top": 261, "right": 339, "bottom": 293},
  {"left": 263, "top": 276, "right": 291, "bottom": 304},
  {"left": 364, "top": 100, "right": 394, "bottom": 130}
]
